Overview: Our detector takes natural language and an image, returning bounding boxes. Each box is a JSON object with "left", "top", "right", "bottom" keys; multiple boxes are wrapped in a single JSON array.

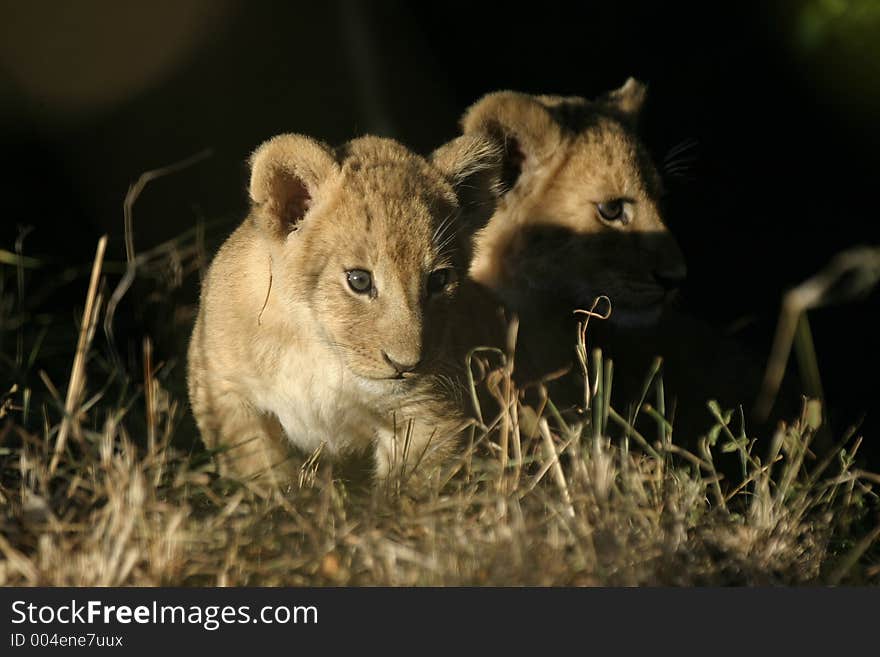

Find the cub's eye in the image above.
[
  {"left": 427, "top": 268, "right": 454, "bottom": 296},
  {"left": 346, "top": 269, "right": 373, "bottom": 294},
  {"left": 596, "top": 199, "right": 626, "bottom": 223}
]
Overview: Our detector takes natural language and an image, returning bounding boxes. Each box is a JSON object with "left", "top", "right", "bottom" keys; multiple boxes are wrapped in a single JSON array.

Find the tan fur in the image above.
[
  {"left": 461, "top": 79, "right": 687, "bottom": 345},
  {"left": 188, "top": 133, "right": 506, "bottom": 490}
]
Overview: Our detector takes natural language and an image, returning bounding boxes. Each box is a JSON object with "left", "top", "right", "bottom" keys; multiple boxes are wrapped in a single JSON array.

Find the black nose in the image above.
[
  {"left": 653, "top": 267, "right": 687, "bottom": 292},
  {"left": 382, "top": 352, "right": 420, "bottom": 375}
]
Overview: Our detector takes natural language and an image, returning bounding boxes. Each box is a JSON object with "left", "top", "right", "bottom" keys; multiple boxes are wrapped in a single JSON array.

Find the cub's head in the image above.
[
  {"left": 462, "top": 78, "right": 686, "bottom": 326},
  {"left": 248, "top": 133, "right": 503, "bottom": 381}
]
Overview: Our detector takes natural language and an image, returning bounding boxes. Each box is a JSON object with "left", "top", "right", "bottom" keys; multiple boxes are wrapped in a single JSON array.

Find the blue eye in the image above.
[{"left": 346, "top": 269, "right": 372, "bottom": 294}]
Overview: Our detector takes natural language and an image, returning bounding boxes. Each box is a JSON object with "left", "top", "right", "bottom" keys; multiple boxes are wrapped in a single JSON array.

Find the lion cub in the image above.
[
  {"left": 459, "top": 81, "right": 781, "bottom": 443},
  {"left": 459, "top": 79, "right": 687, "bottom": 378},
  {"left": 188, "top": 133, "right": 505, "bottom": 488}
]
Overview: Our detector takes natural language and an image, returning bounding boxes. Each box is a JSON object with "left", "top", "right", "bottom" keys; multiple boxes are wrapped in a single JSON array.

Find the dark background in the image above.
[{"left": 1, "top": 1, "right": 877, "bottom": 459}]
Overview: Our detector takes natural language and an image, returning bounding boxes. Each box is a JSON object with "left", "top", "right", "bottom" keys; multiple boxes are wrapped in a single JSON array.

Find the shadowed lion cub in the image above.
[
  {"left": 460, "top": 81, "right": 790, "bottom": 446},
  {"left": 187, "top": 133, "right": 505, "bottom": 489},
  {"left": 460, "top": 79, "right": 687, "bottom": 378}
]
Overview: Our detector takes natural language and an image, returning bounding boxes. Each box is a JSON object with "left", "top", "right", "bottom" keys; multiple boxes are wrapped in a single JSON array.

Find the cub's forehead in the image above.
[
  {"left": 572, "top": 118, "right": 639, "bottom": 166},
  {"left": 328, "top": 181, "right": 448, "bottom": 268},
  {"left": 562, "top": 118, "right": 661, "bottom": 196},
  {"left": 336, "top": 161, "right": 457, "bottom": 230}
]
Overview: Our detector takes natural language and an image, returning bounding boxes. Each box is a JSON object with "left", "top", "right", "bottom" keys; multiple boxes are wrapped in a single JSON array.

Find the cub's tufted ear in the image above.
[
  {"left": 460, "top": 91, "right": 561, "bottom": 193},
  {"left": 431, "top": 132, "right": 506, "bottom": 234},
  {"left": 599, "top": 77, "right": 648, "bottom": 123},
  {"left": 248, "top": 134, "right": 339, "bottom": 239}
]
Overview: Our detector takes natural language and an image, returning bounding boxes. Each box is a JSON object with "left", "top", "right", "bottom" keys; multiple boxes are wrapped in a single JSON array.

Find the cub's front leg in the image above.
[
  {"left": 373, "top": 413, "right": 470, "bottom": 489},
  {"left": 192, "top": 383, "right": 298, "bottom": 491}
]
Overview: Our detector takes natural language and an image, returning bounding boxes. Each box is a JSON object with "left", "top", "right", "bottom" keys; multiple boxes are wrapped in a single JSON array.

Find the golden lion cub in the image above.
[
  {"left": 460, "top": 79, "right": 687, "bottom": 375},
  {"left": 188, "top": 133, "right": 504, "bottom": 488}
]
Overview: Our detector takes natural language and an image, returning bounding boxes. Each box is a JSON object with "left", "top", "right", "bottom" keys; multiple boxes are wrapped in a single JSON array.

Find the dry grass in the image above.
[{"left": 1, "top": 228, "right": 878, "bottom": 587}]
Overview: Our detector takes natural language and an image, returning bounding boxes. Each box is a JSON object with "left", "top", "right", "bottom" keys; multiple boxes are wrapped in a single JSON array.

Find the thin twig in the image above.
[{"left": 50, "top": 236, "right": 107, "bottom": 475}]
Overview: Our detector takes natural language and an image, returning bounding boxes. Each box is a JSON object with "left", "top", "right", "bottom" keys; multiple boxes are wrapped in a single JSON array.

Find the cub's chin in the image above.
[
  {"left": 606, "top": 304, "right": 664, "bottom": 328},
  {"left": 577, "top": 284, "right": 676, "bottom": 329}
]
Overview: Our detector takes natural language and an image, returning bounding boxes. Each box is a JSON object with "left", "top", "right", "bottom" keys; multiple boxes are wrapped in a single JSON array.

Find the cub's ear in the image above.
[
  {"left": 248, "top": 134, "right": 339, "bottom": 239},
  {"left": 460, "top": 91, "right": 562, "bottom": 193},
  {"left": 431, "top": 132, "right": 505, "bottom": 233},
  {"left": 599, "top": 77, "right": 648, "bottom": 123}
]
